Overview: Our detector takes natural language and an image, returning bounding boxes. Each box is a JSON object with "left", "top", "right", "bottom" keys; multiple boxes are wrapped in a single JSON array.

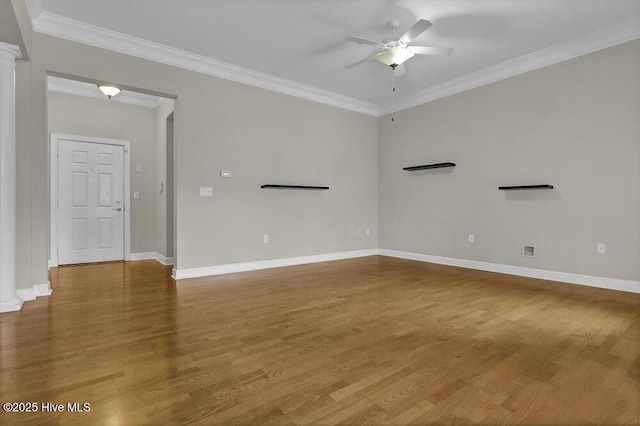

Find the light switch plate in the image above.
[
  {"left": 200, "top": 187, "right": 213, "bottom": 197},
  {"left": 133, "top": 191, "right": 140, "bottom": 199},
  {"left": 136, "top": 164, "right": 143, "bottom": 173}
]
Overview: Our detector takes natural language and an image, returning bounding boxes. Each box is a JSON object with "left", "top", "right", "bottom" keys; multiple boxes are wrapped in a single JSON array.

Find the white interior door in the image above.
[{"left": 58, "top": 139, "right": 125, "bottom": 264}]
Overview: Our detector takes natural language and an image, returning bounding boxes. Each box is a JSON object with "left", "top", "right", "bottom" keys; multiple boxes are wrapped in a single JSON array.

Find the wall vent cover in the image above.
[{"left": 522, "top": 245, "right": 536, "bottom": 258}]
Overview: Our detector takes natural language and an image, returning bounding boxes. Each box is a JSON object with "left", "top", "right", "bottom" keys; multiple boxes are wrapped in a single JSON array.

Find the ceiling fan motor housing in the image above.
[{"left": 388, "top": 19, "right": 401, "bottom": 31}]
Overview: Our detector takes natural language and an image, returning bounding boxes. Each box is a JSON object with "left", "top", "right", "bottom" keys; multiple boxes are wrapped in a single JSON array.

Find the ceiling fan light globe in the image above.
[{"left": 375, "top": 46, "right": 414, "bottom": 67}]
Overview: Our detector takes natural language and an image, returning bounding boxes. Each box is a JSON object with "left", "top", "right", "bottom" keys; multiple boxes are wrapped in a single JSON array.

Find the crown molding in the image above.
[
  {"left": 25, "top": 0, "right": 43, "bottom": 27},
  {"left": 379, "top": 17, "right": 640, "bottom": 115},
  {"left": 30, "top": 11, "right": 639, "bottom": 117},
  {"left": 47, "top": 76, "right": 164, "bottom": 108},
  {"left": 32, "top": 12, "right": 379, "bottom": 116}
]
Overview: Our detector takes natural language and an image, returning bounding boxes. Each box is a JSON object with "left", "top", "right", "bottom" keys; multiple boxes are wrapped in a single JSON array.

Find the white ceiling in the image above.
[{"left": 29, "top": 1, "right": 640, "bottom": 114}]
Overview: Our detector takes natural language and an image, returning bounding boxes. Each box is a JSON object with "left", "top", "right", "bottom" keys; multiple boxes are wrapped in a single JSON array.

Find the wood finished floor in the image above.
[{"left": 1, "top": 256, "right": 639, "bottom": 425}]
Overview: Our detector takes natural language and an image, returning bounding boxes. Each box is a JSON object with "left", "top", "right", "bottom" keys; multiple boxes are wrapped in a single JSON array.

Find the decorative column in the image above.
[{"left": 0, "top": 42, "right": 23, "bottom": 313}]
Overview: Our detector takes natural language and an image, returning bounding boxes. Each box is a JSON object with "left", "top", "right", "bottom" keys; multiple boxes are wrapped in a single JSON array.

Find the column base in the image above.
[
  {"left": 16, "top": 282, "right": 53, "bottom": 301},
  {"left": 0, "top": 295, "right": 24, "bottom": 313}
]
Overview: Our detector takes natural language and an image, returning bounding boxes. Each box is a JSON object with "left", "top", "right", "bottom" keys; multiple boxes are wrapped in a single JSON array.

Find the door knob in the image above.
[{"left": 113, "top": 207, "right": 122, "bottom": 212}]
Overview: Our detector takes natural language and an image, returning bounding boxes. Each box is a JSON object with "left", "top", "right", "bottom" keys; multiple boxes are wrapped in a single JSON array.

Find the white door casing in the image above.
[{"left": 50, "top": 134, "right": 131, "bottom": 267}]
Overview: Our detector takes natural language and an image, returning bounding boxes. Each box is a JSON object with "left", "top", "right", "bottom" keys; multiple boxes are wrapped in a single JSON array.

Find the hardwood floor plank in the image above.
[{"left": 1, "top": 256, "right": 639, "bottom": 424}]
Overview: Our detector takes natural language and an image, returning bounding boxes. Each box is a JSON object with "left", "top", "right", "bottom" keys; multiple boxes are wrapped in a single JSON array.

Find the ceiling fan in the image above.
[{"left": 345, "top": 19, "right": 453, "bottom": 76}]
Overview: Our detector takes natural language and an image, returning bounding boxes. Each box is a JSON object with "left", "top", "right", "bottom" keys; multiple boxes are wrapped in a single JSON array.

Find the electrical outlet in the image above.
[
  {"left": 365, "top": 228, "right": 371, "bottom": 236},
  {"left": 597, "top": 243, "right": 605, "bottom": 254},
  {"left": 263, "top": 235, "right": 269, "bottom": 244},
  {"left": 133, "top": 191, "right": 140, "bottom": 200},
  {"left": 199, "top": 187, "right": 213, "bottom": 197},
  {"left": 468, "top": 234, "right": 475, "bottom": 243}
]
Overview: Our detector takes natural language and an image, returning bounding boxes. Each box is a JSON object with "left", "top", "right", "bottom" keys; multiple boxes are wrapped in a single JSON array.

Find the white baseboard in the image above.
[
  {"left": 131, "top": 252, "right": 174, "bottom": 265},
  {"left": 379, "top": 249, "right": 640, "bottom": 294},
  {"left": 15, "top": 281, "right": 53, "bottom": 303},
  {"left": 34, "top": 282, "right": 53, "bottom": 297},
  {"left": 49, "top": 253, "right": 171, "bottom": 265},
  {"left": 49, "top": 248, "right": 638, "bottom": 295},
  {"left": 15, "top": 289, "right": 35, "bottom": 302},
  {"left": 173, "top": 249, "right": 379, "bottom": 280},
  {"left": 130, "top": 252, "right": 157, "bottom": 261},
  {"left": 155, "top": 253, "right": 174, "bottom": 266}
]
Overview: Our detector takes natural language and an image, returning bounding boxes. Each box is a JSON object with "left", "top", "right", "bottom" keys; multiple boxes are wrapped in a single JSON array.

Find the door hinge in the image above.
[{"left": 56, "top": 149, "right": 59, "bottom": 158}]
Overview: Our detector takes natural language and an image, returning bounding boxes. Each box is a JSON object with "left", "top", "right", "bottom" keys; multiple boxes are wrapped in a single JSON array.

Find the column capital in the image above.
[{"left": 0, "top": 42, "right": 22, "bottom": 61}]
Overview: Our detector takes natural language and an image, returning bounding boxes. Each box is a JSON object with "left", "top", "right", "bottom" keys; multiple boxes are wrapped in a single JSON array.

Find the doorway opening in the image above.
[{"left": 47, "top": 75, "right": 176, "bottom": 267}]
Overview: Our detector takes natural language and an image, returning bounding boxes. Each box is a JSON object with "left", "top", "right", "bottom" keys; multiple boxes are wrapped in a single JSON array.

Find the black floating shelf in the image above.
[
  {"left": 499, "top": 185, "right": 554, "bottom": 191},
  {"left": 403, "top": 162, "right": 456, "bottom": 171},
  {"left": 261, "top": 184, "right": 329, "bottom": 190}
]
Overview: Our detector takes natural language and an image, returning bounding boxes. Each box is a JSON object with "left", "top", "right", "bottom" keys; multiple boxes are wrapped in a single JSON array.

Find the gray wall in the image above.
[
  {"left": 0, "top": 0, "right": 27, "bottom": 58},
  {"left": 47, "top": 91, "right": 159, "bottom": 254},
  {"left": 14, "top": 31, "right": 379, "bottom": 289},
  {"left": 167, "top": 113, "right": 175, "bottom": 259},
  {"left": 155, "top": 98, "right": 174, "bottom": 257},
  {"left": 379, "top": 40, "right": 640, "bottom": 282},
  {"left": 173, "top": 82, "right": 379, "bottom": 268},
  {"left": 8, "top": 13, "right": 638, "bottom": 290}
]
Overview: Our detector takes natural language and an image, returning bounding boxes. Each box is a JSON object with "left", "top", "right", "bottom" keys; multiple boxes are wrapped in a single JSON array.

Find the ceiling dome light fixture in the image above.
[{"left": 97, "top": 85, "right": 121, "bottom": 99}]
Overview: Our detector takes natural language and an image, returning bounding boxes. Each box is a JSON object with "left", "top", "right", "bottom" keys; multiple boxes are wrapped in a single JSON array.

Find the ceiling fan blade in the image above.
[
  {"left": 393, "top": 63, "right": 406, "bottom": 76},
  {"left": 344, "top": 55, "right": 375, "bottom": 69},
  {"left": 399, "top": 19, "right": 432, "bottom": 44},
  {"left": 345, "top": 36, "right": 385, "bottom": 48},
  {"left": 407, "top": 46, "right": 454, "bottom": 56}
]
